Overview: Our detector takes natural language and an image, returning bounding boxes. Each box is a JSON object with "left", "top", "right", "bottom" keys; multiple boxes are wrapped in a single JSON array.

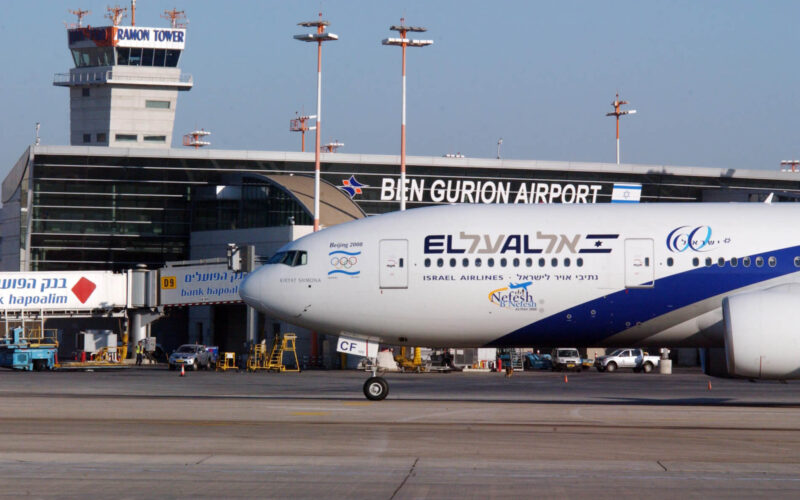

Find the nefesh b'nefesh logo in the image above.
[{"left": 488, "top": 282, "right": 537, "bottom": 311}]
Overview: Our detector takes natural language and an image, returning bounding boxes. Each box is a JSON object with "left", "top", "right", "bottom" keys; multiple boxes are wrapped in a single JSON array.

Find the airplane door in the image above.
[
  {"left": 624, "top": 239, "right": 654, "bottom": 288},
  {"left": 379, "top": 239, "right": 408, "bottom": 289}
]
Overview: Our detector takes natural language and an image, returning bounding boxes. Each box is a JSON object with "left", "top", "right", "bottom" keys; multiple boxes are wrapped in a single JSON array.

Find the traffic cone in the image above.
[
  {"left": 707, "top": 380, "right": 712, "bottom": 390},
  {"left": 563, "top": 374, "right": 568, "bottom": 383},
  {"left": 180, "top": 364, "right": 185, "bottom": 377}
]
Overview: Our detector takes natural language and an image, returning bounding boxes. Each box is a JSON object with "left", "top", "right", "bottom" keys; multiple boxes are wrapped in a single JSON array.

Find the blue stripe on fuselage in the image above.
[{"left": 485, "top": 245, "right": 800, "bottom": 347}]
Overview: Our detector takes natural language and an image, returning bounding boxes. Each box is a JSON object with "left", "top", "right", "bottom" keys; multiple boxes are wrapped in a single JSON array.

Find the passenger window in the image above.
[
  {"left": 768, "top": 256, "right": 776, "bottom": 268},
  {"left": 500, "top": 258, "right": 507, "bottom": 267},
  {"left": 525, "top": 258, "right": 532, "bottom": 267},
  {"left": 667, "top": 257, "right": 673, "bottom": 267},
  {"left": 795, "top": 256, "right": 800, "bottom": 268},
  {"left": 551, "top": 258, "right": 558, "bottom": 267},
  {"left": 743, "top": 257, "right": 751, "bottom": 267},
  {"left": 399, "top": 258, "right": 404, "bottom": 268},
  {"left": 577, "top": 258, "right": 583, "bottom": 267},
  {"left": 475, "top": 258, "right": 482, "bottom": 267},
  {"left": 644, "top": 257, "right": 650, "bottom": 267},
  {"left": 731, "top": 257, "right": 738, "bottom": 267},
  {"left": 564, "top": 258, "right": 571, "bottom": 267},
  {"left": 462, "top": 258, "right": 469, "bottom": 267},
  {"left": 424, "top": 258, "right": 431, "bottom": 268},
  {"left": 513, "top": 258, "right": 520, "bottom": 267},
  {"left": 538, "top": 258, "right": 545, "bottom": 267},
  {"left": 692, "top": 257, "right": 699, "bottom": 267},
  {"left": 705, "top": 257, "right": 712, "bottom": 267},
  {"left": 717, "top": 257, "right": 724, "bottom": 267},
  {"left": 436, "top": 258, "right": 444, "bottom": 267},
  {"left": 755, "top": 256, "right": 764, "bottom": 268},
  {"left": 449, "top": 258, "right": 456, "bottom": 268},
  {"left": 487, "top": 258, "right": 495, "bottom": 267}
]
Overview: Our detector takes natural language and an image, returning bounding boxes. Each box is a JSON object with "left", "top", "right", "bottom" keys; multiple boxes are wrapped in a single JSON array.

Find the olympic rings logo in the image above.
[
  {"left": 330, "top": 256, "right": 358, "bottom": 269},
  {"left": 666, "top": 225, "right": 713, "bottom": 253}
]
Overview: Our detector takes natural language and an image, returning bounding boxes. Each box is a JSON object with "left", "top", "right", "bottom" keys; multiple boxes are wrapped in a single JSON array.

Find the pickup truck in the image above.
[{"left": 594, "top": 348, "right": 660, "bottom": 373}]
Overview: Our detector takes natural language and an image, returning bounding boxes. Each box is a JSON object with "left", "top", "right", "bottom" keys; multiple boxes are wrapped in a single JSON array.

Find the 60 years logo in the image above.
[{"left": 666, "top": 226, "right": 729, "bottom": 253}]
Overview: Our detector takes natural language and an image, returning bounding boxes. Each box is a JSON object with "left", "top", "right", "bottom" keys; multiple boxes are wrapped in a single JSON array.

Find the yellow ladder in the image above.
[
  {"left": 266, "top": 333, "right": 300, "bottom": 372},
  {"left": 247, "top": 343, "right": 269, "bottom": 371}
]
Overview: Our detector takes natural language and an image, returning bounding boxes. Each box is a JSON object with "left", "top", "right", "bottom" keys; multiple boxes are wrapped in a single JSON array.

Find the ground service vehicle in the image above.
[
  {"left": 168, "top": 344, "right": 212, "bottom": 371},
  {"left": 240, "top": 203, "right": 800, "bottom": 400},
  {"left": 550, "top": 348, "right": 582, "bottom": 371},
  {"left": 595, "top": 348, "right": 660, "bottom": 373}
]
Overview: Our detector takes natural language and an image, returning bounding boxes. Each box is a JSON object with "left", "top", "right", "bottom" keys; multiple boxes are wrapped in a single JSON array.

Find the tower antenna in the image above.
[
  {"left": 162, "top": 8, "right": 188, "bottom": 29},
  {"left": 105, "top": 5, "right": 127, "bottom": 26},
  {"left": 68, "top": 9, "right": 91, "bottom": 28}
]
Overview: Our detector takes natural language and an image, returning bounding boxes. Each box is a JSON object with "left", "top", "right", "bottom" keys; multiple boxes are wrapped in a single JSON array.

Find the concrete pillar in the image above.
[{"left": 129, "top": 312, "right": 146, "bottom": 357}]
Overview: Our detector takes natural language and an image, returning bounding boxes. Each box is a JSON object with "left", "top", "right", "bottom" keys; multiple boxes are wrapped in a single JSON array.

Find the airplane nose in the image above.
[
  {"left": 239, "top": 266, "right": 309, "bottom": 319},
  {"left": 239, "top": 270, "right": 263, "bottom": 309}
]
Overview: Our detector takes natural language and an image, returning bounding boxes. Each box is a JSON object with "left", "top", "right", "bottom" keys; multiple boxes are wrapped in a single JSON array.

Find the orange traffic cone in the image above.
[
  {"left": 707, "top": 380, "right": 712, "bottom": 390},
  {"left": 180, "top": 364, "right": 185, "bottom": 377},
  {"left": 563, "top": 374, "right": 568, "bottom": 383}
]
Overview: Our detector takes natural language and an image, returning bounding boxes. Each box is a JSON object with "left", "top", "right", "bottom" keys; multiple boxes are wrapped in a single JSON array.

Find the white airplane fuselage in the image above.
[{"left": 240, "top": 203, "right": 800, "bottom": 351}]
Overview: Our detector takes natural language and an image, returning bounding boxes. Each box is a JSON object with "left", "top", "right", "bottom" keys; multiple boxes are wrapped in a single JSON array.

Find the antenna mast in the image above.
[
  {"left": 105, "top": 5, "right": 128, "bottom": 26},
  {"left": 68, "top": 9, "right": 91, "bottom": 28},
  {"left": 162, "top": 8, "right": 187, "bottom": 29}
]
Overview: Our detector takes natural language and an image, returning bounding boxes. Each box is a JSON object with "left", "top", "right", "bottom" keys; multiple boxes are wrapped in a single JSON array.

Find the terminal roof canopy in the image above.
[{"left": 264, "top": 174, "right": 365, "bottom": 227}]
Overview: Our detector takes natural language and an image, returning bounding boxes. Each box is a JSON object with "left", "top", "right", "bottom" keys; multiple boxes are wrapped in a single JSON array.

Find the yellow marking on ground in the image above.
[{"left": 290, "top": 411, "right": 329, "bottom": 416}]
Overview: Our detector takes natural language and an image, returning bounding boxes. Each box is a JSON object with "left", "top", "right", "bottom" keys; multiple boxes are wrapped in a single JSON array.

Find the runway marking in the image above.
[{"left": 290, "top": 412, "right": 329, "bottom": 416}]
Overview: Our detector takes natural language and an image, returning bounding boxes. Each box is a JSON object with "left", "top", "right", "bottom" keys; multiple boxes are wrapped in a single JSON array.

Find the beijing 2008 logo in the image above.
[
  {"left": 666, "top": 225, "right": 716, "bottom": 252},
  {"left": 328, "top": 250, "right": 361, "bottom": 276}
]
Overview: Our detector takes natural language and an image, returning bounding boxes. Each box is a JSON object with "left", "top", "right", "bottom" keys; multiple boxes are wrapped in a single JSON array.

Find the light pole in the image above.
[
  {"left": 295, "top": 14, "right": 338, "bottom": 231},
  {"left": 383, "top": 19, "right": 432, "bottom": 210},
  {"left": 606, "top": 93, "right": 636, "bottom": 165},
  {"left": 497, "top": 138, "right": 503, "bottom": 159}
]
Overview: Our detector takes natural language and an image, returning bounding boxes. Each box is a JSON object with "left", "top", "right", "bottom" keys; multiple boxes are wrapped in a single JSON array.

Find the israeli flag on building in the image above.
[{"left": 611, "top": 183, "right": 642, "bottom": 203}]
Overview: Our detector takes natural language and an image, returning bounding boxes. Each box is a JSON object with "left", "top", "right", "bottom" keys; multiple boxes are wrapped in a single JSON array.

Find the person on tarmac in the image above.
[{"left": 135, "top": 341, "right": 143, "bottom": 366}]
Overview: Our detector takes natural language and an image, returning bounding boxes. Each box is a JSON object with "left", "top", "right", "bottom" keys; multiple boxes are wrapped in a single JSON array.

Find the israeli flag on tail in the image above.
[{"left": 611, "top": 183, "right": 642, "bottom": 203}]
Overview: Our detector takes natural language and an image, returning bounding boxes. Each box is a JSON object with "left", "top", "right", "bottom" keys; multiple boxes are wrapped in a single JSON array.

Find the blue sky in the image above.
[{"left": 2, "top": 1, "right": 800, "bottom": 177}]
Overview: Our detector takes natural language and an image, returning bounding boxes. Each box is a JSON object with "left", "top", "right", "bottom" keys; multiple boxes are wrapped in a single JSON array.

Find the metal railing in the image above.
[{"left": 54, "top": 70, "right": 193, "bottom": 86}]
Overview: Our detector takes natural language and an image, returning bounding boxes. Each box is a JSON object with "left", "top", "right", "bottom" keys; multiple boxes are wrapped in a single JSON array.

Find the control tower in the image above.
[{"left": 53, "top": 8, "right": 192, "bottom": 148}]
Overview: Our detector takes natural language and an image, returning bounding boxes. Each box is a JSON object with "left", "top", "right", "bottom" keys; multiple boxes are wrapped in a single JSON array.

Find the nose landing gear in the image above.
[{"left": 363, "top": 376, "right": 389, "bottom": 400}]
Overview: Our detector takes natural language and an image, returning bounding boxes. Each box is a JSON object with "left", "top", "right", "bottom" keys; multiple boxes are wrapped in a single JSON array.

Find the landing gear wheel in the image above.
[{"left": 363, "top": 376, "right": 389, "bottom": 401}]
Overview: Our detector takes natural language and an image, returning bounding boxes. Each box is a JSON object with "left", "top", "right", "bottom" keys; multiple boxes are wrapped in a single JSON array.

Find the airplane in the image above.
[{"left": 240, "top": 203, "right": 800, "bottom": 400}]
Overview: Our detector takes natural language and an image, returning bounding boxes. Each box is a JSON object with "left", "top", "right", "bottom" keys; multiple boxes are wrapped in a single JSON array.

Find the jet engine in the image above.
[{"left": 723, "top": 284, "right": 800, "bottom": 379}]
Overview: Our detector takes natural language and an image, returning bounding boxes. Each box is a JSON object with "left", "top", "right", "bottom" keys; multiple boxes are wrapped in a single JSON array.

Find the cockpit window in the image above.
[{"left": 266, "top": 250, "right": 308, "bottom": 267}]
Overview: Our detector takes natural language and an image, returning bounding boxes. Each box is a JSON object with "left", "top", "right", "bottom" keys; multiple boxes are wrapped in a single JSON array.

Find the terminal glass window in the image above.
[
  {"left": 115, "top": 134, "right": 137, "bottom": 142},
  {"left": 144, "top": 136, "right": 166, "bottom": 143},
  {"left": 165, "top": 50, "right": 181, "bottom": 67},
  {"left": 141, "top": 48, "right": 154, "bottom": 66},
  {"left": 146, "top": 100, "right": 171, "bottom": 109},
  {"left": 71, "top": 47, "right": 114, "bottom": 67},
  {"left": 153, "top": 49, "right": 166, "bottom": 66}
]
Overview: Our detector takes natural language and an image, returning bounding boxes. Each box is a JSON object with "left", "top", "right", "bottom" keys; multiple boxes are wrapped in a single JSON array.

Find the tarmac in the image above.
[{"left": 1, "top": 367, "right": 799, "bottom": 499}]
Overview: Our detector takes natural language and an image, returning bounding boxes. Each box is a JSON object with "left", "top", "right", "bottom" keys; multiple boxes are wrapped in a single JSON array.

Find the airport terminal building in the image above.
[{"left": 6, "top": 144, "right": 800, "bottom": 273}]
